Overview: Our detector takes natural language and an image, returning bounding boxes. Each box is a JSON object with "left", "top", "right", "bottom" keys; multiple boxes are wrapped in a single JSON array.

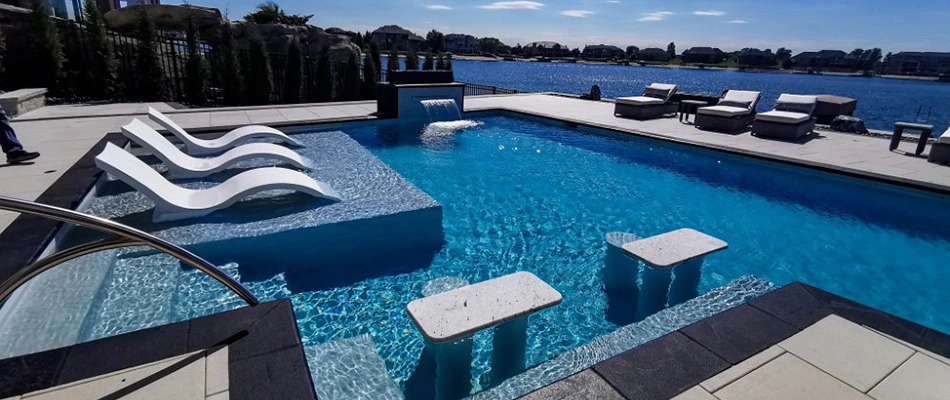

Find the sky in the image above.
[{"left": 167, "top": 0, "right": 950, "bottom": 54}]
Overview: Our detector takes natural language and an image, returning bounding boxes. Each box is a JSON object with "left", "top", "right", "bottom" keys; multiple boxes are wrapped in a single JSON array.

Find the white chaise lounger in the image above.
[
  {"left": 122, "top": 118, "right": 312, "bottom": 179},
  {"left": 95, "top": 142, "right": 342, "bottom": 222},
  {"left": 148, "top": 107, "right": 303, "bottom": 156}
]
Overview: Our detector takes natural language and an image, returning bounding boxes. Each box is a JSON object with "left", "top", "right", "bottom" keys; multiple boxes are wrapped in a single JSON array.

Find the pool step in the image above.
[
  {"left": 80, "top": 252, "right": 185, "bottom": 342},
  {"left": 171, "top": 263, "right": 291, "bottom": 321},
  {"left": 305, "top": 335, "right": 404, "bottom": 400}
]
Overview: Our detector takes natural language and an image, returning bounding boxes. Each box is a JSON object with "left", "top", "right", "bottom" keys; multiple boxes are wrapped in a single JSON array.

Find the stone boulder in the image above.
[
  {"left": 228, "top": 22, "right": 346, "bottom": 59},
  {"left": 103, "top": 4, "right": 224, "bottom": 34},
  {"left": 830, "top": 115, "right": 869, "bottom": 134}
]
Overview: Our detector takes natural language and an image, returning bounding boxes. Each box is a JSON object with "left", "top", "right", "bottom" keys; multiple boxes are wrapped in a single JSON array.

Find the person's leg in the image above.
[{"left": 0, "top": 105, "right": 24, "bottom": 154}]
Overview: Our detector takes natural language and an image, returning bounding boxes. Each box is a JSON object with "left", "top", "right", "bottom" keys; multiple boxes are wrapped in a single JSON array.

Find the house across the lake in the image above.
[
  {"left": 736, "top": 48, "right": 777, "bottom": 67},
  {"left": 883, "top": 52, "right": 950, "bottom": 76},
  {"left": 582, "top": 44, "right": 625, "bottom": 60},
  {"left": 524, "top": 41, "right": 572, "bottom": 58},
  {"left": 792, "top": 50, "right": 859, "bottom": 70},
  {"left": 681, "top": 47, "right": 728, "bottom": 64},
  {"left": 371, "top": 25, "right": 424, "bottom": 51},
  {"left": 639, "top": 47, "right": 670, "bottom": 62},
  {"left": 445, "top": 34, "right": 476, "bottom": 54}
]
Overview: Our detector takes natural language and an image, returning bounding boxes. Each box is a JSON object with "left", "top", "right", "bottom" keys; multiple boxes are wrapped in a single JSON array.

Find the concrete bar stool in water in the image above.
[
  {"left": 621, "top": 228, "right": 728, "bottom": 316},
  {"left": 407, "top": 272, "right": 562, "bottom": 400}
]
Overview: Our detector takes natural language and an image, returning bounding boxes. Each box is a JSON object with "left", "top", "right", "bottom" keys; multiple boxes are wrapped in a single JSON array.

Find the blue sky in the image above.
[{"left": 170, "top": 0, "right": 949, "bottom": 53}]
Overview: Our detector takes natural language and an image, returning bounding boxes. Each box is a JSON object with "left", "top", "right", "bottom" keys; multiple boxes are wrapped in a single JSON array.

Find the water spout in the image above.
[{"left": 420, "top": 99, "right": 462, "bottom": 122}]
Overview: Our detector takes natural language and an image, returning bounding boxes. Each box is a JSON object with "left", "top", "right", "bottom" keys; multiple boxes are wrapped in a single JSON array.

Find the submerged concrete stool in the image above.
[
  {"left": 407, "top": 271, "right": 562, "bottom": 400},
  {"left": 890, "top": 122, "right": 934, "bottom": 155},
  {"left": 622, "top": 228, "right": 728, "bottom": 315}
]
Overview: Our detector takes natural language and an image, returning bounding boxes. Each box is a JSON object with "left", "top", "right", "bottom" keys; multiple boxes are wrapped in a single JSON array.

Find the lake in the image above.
[{"left": 441, "top": 59, "right": 950, "bottom": 134}]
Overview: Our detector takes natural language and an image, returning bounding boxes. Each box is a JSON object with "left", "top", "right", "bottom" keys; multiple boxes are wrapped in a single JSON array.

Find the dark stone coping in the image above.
[
  {"left": 0, "top": 298, "right": 316, "bottom": 399},
  {"left": 533, "top": 282, "right": 950, "bottom": 400}
]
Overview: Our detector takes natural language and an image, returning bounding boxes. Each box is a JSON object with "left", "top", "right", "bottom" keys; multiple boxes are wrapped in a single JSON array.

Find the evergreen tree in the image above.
[
  {"left": 314, "top": 49, "right": 333, "bottom": 102},
  {"left": 284, "top": 38, "right": 302, "bottom": 103},
  {"left": 31, "top": 0, "right": 65, "bottom": 93},
  {"left": 422, "top": 52, "right": 433, "bottom": 70},
  {"left": 82, "top": 0, "right": 118, "bottom": 99},
  {"left": 369, "top": 39, "right": 382, "bottom": 81},
  {"left": 0, "top": 29, "right": 6, "bottom": 81},
  {"left": 337, "top": 50, "right": 361, "bottom": 101},
  {"left": 435, "top": 53, "right": 445, "bottom": 70},
  {"left": 244, "top": 24, "right": 273, "bottom": 104},
  {"left": 354, "top": 32, "right": 364, "bottom": 50},
  {"left": 184, "top": 16, "right": 209, "bottom": 106},
  {"left": 666, "top": 42, "right": 676, "bottom": 60},
  {"left": 445, "top": 55, "right": 453, "bottom": 71},
  {"left": 405, "top": 46, "right": 419, "bottom": 70},
  {"left": 135, "top": 12, "right": 165, "bottom": 101},
  {"left": 360, "top": 53, "right": 377, "bottom": 100},
  {"left": 220, "top": 22, "right": 244, "bottom": 106},
  {"left": 386, "top": 46, "right": 399, "bottom": 75}
]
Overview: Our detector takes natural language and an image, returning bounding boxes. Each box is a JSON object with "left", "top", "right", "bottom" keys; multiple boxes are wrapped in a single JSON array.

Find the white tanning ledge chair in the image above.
[
  {"left": 695, "top": 90, "right": 761, "bottom": 133},
  {"left": 122, "top": 118, "right": 312, "bottom": 179},
  {"left": 148, "top": 107, "right": 302, "bottom": 156},
  {"left": 614, "top": 83, "right": 679, "bottom": 120},
  {"left": 751, "top": 94, "right": 817, "bottom": 140},
  {"left": 95, "top": 143, "right": 342, "bottom": 222}
]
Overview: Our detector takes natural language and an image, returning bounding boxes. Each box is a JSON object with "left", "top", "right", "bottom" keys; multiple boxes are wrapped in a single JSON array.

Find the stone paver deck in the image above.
[{"left": 466, "top": 94, "right": 950, "bottom": 193}]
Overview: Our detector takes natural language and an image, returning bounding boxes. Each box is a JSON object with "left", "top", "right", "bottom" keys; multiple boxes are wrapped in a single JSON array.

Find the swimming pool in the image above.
[{"left": 7, "top": 113, "right": 950, "bottom": 399}]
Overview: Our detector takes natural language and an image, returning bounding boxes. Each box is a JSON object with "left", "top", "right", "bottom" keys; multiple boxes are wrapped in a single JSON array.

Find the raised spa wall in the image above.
[{"left": 377, "top": 71, "right": 466, "bottom": 120}]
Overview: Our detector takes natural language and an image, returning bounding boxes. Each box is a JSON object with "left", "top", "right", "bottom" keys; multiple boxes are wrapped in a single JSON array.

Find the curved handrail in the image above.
[{"left": 0, "top": 195, "right": 259, "bottom": 306}]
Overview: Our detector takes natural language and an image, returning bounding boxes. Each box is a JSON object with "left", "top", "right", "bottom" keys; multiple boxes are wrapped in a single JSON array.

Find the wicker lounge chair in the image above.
[
  {"left": 927, "top": 126, "right": 950, "bottom": 164},
  {"left": 751, "top": 94, "right": 817, "bottom": 140},
  {"left": 694, "top": 90, "right": 761, "bottom": 133},
  {"left": 614, "top": 83, "right": 678, "bottom": 120}
]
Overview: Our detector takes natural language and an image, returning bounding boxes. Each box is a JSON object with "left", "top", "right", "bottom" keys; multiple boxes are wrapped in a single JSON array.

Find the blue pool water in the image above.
[
  {"left": 33, "top": 114, "right": 950, "bottom": 398},
  {"left": 441, "top": 58, "right": 950, "bottom": 133}
]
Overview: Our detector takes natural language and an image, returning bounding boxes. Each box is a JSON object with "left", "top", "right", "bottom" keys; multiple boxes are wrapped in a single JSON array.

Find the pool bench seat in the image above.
[{"left": 407, "top": 271, "right": 562, "bottom": 399}]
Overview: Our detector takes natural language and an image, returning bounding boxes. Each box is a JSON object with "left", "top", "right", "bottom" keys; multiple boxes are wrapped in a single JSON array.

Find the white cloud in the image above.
[
  {"left": 606, "top": 0, "right": 621, "bottom": 3},
  {"left": 638, "top": 11, "right": 673, "bottom": 22},
  {"left": 426, "top": 5, "right": 452, "bottom": 10},
  {"left": 561, "top": 10, "right": 593, "bottom": 17},
  {"left": 725, "top": 20, "right": 748, "bottom": 24},
  {"left": 693, "top": 10, "right": 725, "bottom": 16},
  {"left": 478, "top": 1, "right": 545, "bottom": 10}
]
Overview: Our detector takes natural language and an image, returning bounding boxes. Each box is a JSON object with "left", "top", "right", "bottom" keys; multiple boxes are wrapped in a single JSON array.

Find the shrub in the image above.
[
  {"left": 435, "top": 53, "right": 445, "bottom": 70},
  {"left": 135, "top": 12, "right": 165, "bottom": 101},
  {"left": 313, "top": 49, "right": 333, "bottom": 102},
  {"left": 336, "top": 50, "right": 361, "bottom": 101},
  {"left": 386, "top": 46, "right": 399, "bottom": 75},
  {"left": 360, "top": 54, "right": 377, "bottom": 100},
  {"left": 183, "top": 17, "right": 210, "bottom": 106},
  {"left": 220, "top": 22, "right": 244, "bottom": 106},
  {"left": 284, "top": 38, "right": 302, "bottom": 103},
  {"left": 422, "top": 52, "right": 433, "bottom": 70},
  {"left": 369, "top": 39, "right": 382, "bottom": 81},
  {"left": 405, "top": 47, "right": 419, "bottom": 70},
  {"left": 82, "top": 0, "right": 119, "bottom": 99},
  {"left": 244, "top": 24, "right": 273, "bottom": 104},
  {"left": 31, "top": 0, "right": 65, "bottom": 93}
]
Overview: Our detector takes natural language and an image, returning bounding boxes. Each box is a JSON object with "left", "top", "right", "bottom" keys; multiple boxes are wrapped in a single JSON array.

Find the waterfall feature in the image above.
[{"left": 420, "top": 99, "right": 462, "bottom": 122}]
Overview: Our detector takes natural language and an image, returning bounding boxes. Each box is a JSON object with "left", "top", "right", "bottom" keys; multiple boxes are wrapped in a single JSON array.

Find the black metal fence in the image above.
[{"left": 464, "top": 83, "right": 520, "bottom": 96}]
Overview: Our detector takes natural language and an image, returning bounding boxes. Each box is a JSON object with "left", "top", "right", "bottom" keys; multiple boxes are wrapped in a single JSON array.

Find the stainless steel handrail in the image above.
[{"left": 0, "top": 195, "right": 259, "bottom": 306}]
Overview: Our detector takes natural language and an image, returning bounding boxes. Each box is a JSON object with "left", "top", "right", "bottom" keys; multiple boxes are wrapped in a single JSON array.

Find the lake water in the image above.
[{"left": 442, "top": 59, "right": 950, "bottom": 134}]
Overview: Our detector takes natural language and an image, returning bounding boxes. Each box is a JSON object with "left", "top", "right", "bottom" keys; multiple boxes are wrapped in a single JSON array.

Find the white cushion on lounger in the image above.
[
  {"left": 647, "top": 83, "right": 677, "bottom": 92},
  {"left": 616, "top": 96, "right": 665, "bottom": 106},
  {"left": 755, "top": 110, "right": 811, "bottom": 124},
  {"left": 776, "top": 94, "right": 817, "bottom": 105},
  {"left": 937, "top": 126, "right": 950, "bottom": 144},
  {"left": 721, "top": 90, "right": 761, "bottom": 107},
  {"left": 697, "top": 105, "right": 752, "bottom": 117}
]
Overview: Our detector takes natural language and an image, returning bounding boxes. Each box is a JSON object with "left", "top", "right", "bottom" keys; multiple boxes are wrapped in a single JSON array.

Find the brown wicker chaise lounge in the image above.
[
  {"left": 614, "top": 83, "right": 678, "bottom": 120},
  {"left": 694, "top": 90, "right": 761, "bottom": 133},
  {"left": 751, "top": 94, "right": 817, "bottom": 140},
  {"left": 927, "top": 127, "right": 950, "bottom": 164}
]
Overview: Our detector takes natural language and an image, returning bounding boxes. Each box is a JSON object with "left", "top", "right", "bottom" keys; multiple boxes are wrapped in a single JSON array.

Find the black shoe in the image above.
[{"left": 6, "top": 150, "right": 40, "bottom": 164}]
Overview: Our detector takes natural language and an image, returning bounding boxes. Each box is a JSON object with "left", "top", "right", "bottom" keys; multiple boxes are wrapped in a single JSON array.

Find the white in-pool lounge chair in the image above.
[
  {"left": 751, "top": 94, "right": 817, "bottom": 140},
  {"left": 121, "top": 119, "right": 312, "bottom": 179},
  {"left": 695, "top": 90, "right": 761, "bottom": 133},
  {"left": 928, "top": 126, "right": 950, "bottom": 164},
  {"left": 614, "top": 83, "right": 679, "bottom": 120},
  {"left": 95, "top": 143, "right": 341, "bottom": 222},
  {"left": 148, "top": 107, "right": 302, "bottom": 156}
]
